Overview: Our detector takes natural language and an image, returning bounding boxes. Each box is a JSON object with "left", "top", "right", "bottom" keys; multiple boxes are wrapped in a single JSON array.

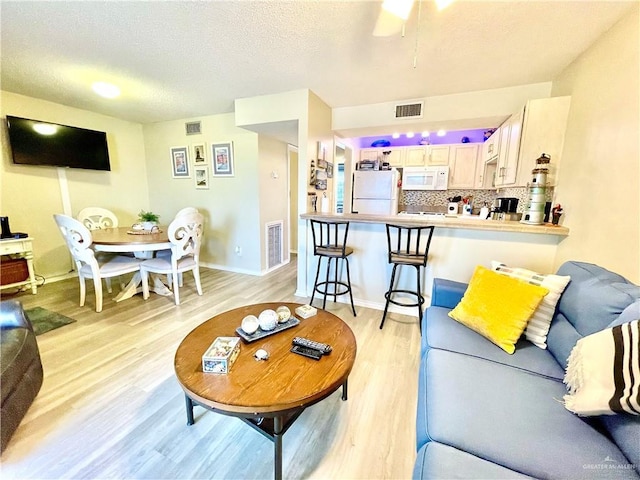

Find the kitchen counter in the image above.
[
  {"left": 300, "top": 212, "right": 569, "bottom": 236},
  {"left": 296, "top": 211, "right": 569, "bottom": 317}
]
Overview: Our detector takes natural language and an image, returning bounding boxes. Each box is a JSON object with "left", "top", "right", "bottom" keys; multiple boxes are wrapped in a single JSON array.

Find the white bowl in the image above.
[
  {"left": 241, "top": 315, "right": 260, "bottom": 335},
  {"left": 258, "top": 309, "right": 278, "bottom": 331},
  {"left": 276, "top": 305, "right": 291, "bottom": 323}
]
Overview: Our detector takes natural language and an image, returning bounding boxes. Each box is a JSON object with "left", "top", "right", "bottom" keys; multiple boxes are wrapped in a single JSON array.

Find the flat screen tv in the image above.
[{"left": 6, "top": 115, "right": 111, "bottom": 171}]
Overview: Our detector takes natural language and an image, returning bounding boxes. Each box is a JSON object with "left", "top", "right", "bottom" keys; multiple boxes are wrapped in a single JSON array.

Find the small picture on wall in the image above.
[
  {"left": 170, "top": 146, "right": 190, "bottom": 178},
  {"left": 212, "top": 142, "right": 234, "bottom": 177},
  {"left": 315, "top": 169, "right": 327, "bottom": 190},
  {"left": 193, "top": 143, "right": 206, "bottom": 164},
  {"left": 326, "top": 162, "right": 334, "bottom": 178},
  {"left": 194, "top": 165, "right": 209, "bottom": 189}
]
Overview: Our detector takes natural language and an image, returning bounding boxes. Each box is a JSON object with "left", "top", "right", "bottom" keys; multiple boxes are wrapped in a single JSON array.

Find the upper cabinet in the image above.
[
  {"left": 360, "top": 147, "right": 403, "bottom": 167},
  {"left": 516, "top": 96, "right": 571, "bottom": 187},
  {"left": 495, "top": 109, "right": 523, "bottom": 187},
  {"left": 449, "top": 144, "right": 479, "bottom": 189},
  {"left": 488, "top": 95, "right": 571, "bottom": 188},
  {"left": 482, "top": 129, "right": 501, "bottom": 163},
  {"left": 404, "top": 146, "right": 428, "bottom": 167},
  {"left": 404, "top": 145, "right": 451, "bottom": 167}
]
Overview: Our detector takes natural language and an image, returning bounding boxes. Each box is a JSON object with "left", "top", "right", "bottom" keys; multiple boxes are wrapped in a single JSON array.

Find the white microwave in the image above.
[{"left": 402, "top": 166, "right": 449, "bottom": 191}]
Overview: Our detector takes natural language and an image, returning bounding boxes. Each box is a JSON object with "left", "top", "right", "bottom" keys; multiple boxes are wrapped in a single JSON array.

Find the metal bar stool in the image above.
[
  {"left": 380, "top": 224, "right": 435, "bottom": 331},
  {"left": 309, "top": 219, "right": 357, "bottom": 316}
]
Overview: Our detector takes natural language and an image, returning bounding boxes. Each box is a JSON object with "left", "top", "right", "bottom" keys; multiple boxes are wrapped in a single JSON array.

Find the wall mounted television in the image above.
[{"left": 6, "top": 115, "right": 111, "bottom": 171}]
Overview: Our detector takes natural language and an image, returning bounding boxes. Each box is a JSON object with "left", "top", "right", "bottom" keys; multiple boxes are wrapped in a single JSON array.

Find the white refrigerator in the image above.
[{"left": 351, "top": 169, "right": 399, "bottom": 215}]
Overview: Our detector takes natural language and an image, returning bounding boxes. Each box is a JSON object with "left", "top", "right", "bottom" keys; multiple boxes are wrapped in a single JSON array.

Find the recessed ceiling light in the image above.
[
  {"left": 392, "top": 133, "right": 400, "bottom": 139},
  {"left": 92, "top": 81, "right": 120, "bottom": 99},
  {"left": 406, "top": 132, "right": 414, "bottom": 138},
  {"left": 33, "top": 123, "right": 57, "bottom": 135},
  {"left": 437, "top": 129, "right": 447, "bottom": 137}
]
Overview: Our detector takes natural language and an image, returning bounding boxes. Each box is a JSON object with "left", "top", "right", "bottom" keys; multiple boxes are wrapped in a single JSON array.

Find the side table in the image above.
[{"left": 0, "top": 237, "right": 38, "bottom": 294}]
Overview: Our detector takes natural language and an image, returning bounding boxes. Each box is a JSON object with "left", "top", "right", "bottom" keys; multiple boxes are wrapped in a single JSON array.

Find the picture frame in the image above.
[
  {"left": 317, "top": 159, "right": 328, "bottom": 169},
  {"left": 315, "top": 169, "right": 327, "bottom": 190},
  {"left": 194, "top": 165, "right": 209, "bottom": 189},
  {"left": 212, "top": 142, "right": 234, "bottom": 177},
  {"left": 192, "top": 143, "right": 207, "bottom": 164},
  {"left": 170, "top": 146, "right": 190, "bottom": 178},
  {"left": 326, "top": 162, "right": 334, "bottom": 178},
  {"left": 316, "top": 141, "right": 326, "bottom": 163}
]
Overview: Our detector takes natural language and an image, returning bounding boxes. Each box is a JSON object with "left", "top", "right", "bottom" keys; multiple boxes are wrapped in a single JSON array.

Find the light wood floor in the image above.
[{"left": 0, "top": 257, "right": 422, "bottom": 479}]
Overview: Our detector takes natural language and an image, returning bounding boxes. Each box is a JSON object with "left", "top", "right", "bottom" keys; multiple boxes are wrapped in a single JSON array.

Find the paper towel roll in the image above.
[{"left": 321, "top": 196, "right": 330, "bottom": 213}]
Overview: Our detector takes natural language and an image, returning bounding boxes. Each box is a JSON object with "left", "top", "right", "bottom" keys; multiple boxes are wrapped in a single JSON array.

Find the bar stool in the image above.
[
  {"left": 380, "top": 224, "right": 435, "bottom": 331},
  {"left": 309, "top": 220, "right": 357, "bottom": 316}
]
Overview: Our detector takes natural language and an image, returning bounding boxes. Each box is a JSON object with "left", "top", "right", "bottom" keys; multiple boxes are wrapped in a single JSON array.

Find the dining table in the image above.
[{"left": 91, "top": 226, "right": 173, "bottom": 302}]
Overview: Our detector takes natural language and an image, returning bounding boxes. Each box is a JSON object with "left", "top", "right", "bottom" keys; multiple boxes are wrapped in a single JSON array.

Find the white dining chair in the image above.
[
  {"left": 76, "top": 206, "right": 121, "bottom": 292},
  {"left": 140, "top": 211, "right": 204, "bottom": 305},
  {"left": 77, "top": 207, "right": 119, "bottom": 230},
  {"left": 156, "top": 207, "right": 200, "bottom": 286},
  {"left": 53, "top": 214, "right": 142, "bottom": 312}
]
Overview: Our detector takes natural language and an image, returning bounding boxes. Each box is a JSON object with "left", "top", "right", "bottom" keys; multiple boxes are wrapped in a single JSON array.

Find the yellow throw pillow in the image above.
[{"left": 448, "top": 265, "right": 549, "bottom": 354}]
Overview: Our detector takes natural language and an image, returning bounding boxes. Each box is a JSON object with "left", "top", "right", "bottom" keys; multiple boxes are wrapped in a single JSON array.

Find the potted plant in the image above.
[{"left": 138, "top": 210, "right": 160, "bottom": 231}]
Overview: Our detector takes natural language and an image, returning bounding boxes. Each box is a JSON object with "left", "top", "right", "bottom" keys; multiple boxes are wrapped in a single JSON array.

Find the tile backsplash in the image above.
[{"left": 400, "top": 187, "right": 555, "bottom": 213}]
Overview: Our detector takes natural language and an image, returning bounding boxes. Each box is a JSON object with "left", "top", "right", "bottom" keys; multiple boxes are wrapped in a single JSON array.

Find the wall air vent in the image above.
[
  {"left": 266, "top": 221, "right": 284, "bottom": 270},
  {"left": 185, "top": 121, "right": 202, "bottom": 135},
  {"left": 395, "top": 102, "right": 424, "bottom": 119}
]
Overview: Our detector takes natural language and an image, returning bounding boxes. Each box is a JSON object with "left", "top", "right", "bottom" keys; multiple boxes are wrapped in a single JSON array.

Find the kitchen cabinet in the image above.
[
  {"left": 515, "top": 96, "right": 571, "bottom": 187},
  {"left": 360, "top": 147, "right": 403, "bottom": 167},
  {"left": 482, "top": 129, "right": 500, "bottom": 163},
  {"left": 427, "top": 145, "right": 451, "bottom": 166},
  {"left": 404, "top": 146, "right": 428, "bottom": 166},
  {"left": 449, "top": 144, "right": 479, "bottom": 189},
  {"left": 475, "top": 159, "right": 497, "bottom": 189},
  {"left": 405, "top": 145, "right": 451, "bottom": 167},
  {"left": 495, "top": 109, "right": 523, "bottom": 187}
]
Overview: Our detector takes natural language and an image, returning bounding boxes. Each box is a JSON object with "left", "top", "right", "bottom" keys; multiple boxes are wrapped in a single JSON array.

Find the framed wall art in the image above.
[
  {"left": 194, "top": 165, "right": 209, "bottom": 189},
  {"left": 170, "top": 146, "right": 190, "bottom": 178},
  {"left": 212, "top": 142, "right": 234, "bottom": 177},
  {"left": 192, "top": 143, "right": 206, "bottom": 164}
]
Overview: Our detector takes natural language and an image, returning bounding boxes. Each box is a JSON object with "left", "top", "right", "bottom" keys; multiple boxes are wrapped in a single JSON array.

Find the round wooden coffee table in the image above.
[{"left": 174, "top": 302, "right": 357, "bottom": 480}]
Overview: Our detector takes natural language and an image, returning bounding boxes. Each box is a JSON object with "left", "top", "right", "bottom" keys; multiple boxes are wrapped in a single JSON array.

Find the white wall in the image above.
[
  {"left": 0, "top": 91, "right": 149, "bottom": 279},
  {"left": 142, "top": 113, "right": 263, "bottom": 274},
  {"left": 551, "top": 6, "right": 639, "bottom": 283},
  {"left": 332, "top": 82, "right": 553, "bottom": 137}
]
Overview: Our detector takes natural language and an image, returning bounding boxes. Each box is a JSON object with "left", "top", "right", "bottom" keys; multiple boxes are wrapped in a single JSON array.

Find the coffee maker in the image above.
[{"left": 1, "top": 217, "right": 28, "bottom": 239}]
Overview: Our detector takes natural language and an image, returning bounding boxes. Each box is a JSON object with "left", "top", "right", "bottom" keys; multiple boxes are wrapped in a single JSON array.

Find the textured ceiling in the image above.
[{"left": 0, "top": 1, "right": 634, "bottom": 134}]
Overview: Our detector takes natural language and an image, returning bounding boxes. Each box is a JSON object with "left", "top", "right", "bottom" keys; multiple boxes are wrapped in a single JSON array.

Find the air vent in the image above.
[
  {"left": 266, "top": 221, "right": 284, "bottom": 270},
  {"left": 185, "top": 121, "right": 202, "bottom": 135},
  {"left": 395, "top": 102, "right": 423, "bottom": 119}
]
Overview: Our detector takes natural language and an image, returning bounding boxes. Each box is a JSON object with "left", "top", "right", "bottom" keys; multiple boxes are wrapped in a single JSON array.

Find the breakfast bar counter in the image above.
[
  {"left": 300, "top": 212, "right": 569, "bottom": 236},
  {"left": 298, "top": 212, "right": 569, "bottom": 316}
]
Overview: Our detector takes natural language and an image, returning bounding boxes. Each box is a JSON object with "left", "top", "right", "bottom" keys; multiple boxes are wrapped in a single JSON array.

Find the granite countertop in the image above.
[{"left": 300, "top": 212, "right": 569, "bottom": 236}]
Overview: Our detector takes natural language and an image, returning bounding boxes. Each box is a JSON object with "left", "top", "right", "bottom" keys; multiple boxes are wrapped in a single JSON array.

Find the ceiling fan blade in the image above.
[{"left": 372, "top": 8, "right": 405, "bottom": 36}]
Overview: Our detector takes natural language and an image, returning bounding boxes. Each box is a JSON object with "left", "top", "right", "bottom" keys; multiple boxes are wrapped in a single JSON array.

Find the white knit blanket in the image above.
[{"left": 564, "top": 320, "right": 639, "bottom": 416}]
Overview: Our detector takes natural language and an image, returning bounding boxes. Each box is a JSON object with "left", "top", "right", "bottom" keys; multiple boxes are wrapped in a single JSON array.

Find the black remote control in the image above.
[
  {"left": 291, "top": 345, "right": 322, "bottom": 360},
  {"left": 292, "top": 337, "right": 332, "bottom": 354}
]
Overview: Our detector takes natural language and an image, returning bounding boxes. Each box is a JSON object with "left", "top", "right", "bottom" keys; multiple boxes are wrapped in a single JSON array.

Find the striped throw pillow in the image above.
[
  {"left": 491, "top": 261, "right": 571, "bottom": 349},
  {"left": 564, "top": 320, "right": 640, "bottom": 416}
]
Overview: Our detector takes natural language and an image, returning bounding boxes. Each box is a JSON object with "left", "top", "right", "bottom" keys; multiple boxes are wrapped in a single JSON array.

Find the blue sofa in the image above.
[{"left": 414, "top": 261, "right": 640, "bottom": 479}]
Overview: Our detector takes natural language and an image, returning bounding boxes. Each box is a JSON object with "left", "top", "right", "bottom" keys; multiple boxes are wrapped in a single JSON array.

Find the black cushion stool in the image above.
[
  {"left": 309, "top": 220, "right": 357, "bottom": 316},
  {"left": 380, "top": 224, "right": 435, "bottom": 331}
]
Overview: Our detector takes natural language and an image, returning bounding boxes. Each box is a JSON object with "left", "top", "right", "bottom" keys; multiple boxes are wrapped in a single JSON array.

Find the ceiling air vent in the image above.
[
  {"left": 395, "top": 102, "right": 423, "bottom": 119},
  {"left": 185, "top": 121, "right": 202, "bottom": 135}
]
